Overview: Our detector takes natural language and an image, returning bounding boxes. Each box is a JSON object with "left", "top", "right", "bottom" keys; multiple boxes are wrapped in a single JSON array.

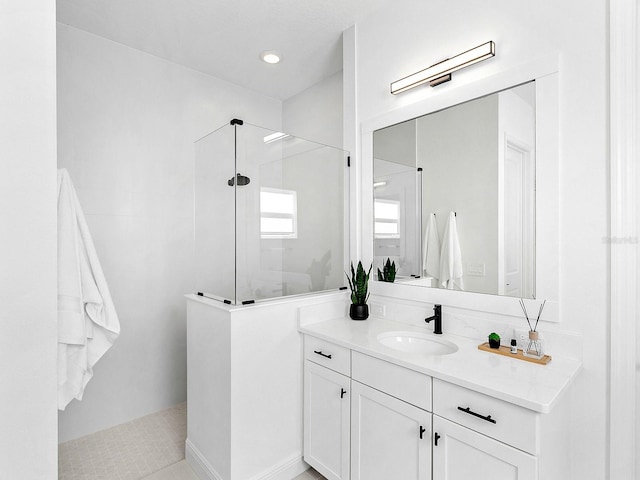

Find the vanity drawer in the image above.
[
  {"left": 432, "top": 378, "right": 539, "bottom": 455},
  {"left": 304, "top": 336, "right": 351, "bottom": 376},
  {"left": 351, "top": 351, "right": 432, "bottom": 411}
]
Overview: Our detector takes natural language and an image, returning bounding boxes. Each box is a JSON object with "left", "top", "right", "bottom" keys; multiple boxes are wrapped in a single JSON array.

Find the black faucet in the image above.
[{"left": 425, "top": 304, "right": 442, "bottom": 334}]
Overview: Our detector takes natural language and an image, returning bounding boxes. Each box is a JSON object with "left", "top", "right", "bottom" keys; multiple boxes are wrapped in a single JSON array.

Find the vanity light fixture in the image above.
[
  {"left": 263, "top": 132, "right": 290, "bottom": 144},
  {"left": 390, "top": 41, "right": 495, "bottom": 94},
  {"left": 260, "top": 50, "right": 282, "bottom": 64}
]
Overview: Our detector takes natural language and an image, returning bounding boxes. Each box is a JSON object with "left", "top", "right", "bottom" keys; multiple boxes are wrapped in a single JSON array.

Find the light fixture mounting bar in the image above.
[{"left": 390, "top": 41, "right": 495, "bottom": 94}]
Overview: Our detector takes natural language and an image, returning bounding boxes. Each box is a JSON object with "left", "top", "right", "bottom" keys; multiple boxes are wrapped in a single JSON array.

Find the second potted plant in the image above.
[
  {"left": 346, "top": 261, "right": 372, "bottom": 320},
  {"left": 377, "top": 258, "right": 397, "bottom": 283}
]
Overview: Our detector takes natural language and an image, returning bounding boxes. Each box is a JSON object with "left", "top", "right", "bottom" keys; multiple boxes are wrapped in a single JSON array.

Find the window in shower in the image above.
[
  {"left": 260, "top": 187, "right": 298, "bottom": 239},
  {"left": 374, "top": 198, "right": 401, "bottom": 238}
]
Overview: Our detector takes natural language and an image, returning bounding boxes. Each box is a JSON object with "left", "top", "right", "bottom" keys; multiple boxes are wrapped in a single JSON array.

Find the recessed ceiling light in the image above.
[{"left": 260, "top": 51, "right": 282, "bottom": 64}]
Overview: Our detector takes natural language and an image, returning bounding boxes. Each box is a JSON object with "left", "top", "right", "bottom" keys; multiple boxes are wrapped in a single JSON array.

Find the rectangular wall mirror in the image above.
[{"left": 373, "top": 82, "right": 536, "bottom": 299}]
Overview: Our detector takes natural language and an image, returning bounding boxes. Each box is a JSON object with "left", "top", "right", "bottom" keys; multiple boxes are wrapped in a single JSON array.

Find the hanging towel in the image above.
[
  {"left": 57, "top": 169, "right": 120, "bottom": 410},
  {"left": 439, "top": 212, "right": 464, "bottom": 290},
  {"left": 422, "top": 213, "right": 441, "bottom": 281}
]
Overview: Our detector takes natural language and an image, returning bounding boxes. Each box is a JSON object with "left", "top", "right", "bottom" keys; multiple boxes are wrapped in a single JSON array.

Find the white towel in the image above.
[
  {"left": 422, "top": 213, "right": 440, "bottom": 280},
  {"left": 57, "top": 169, "right": 120, "bottom": 410},
  {"left": 439, "top": 212, "right": 464, "bottom": 290}
]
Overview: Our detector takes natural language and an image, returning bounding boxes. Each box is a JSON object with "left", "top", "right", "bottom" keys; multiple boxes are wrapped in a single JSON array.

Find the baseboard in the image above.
[
  {"left": 186, "top": 438, "right": 308, "bottom": 480},
  {"left": 248, "top": 453, "right": 309, "bottom": 480},
  {"left": 185, "top": 439, "right": 223, "bottom": 480}
]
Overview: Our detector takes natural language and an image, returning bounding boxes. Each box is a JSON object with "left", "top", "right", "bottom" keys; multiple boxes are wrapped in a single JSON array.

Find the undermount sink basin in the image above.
[{"left": 377, "top": 331, "right": 458, "bottom": 355}]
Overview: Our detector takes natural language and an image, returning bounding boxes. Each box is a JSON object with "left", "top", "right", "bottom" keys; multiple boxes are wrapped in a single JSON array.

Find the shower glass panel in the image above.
[
  {"left": 194, "top": 120, "right": 349, "bottom": 305},
  {"left": 194, "top": 123, "right": 236, "bottom": 303},
  {"left": 373, "top": 158, "right": 422, "bottom": 278}
]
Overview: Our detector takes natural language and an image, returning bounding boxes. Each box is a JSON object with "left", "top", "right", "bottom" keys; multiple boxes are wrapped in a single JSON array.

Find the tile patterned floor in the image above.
[
  {"left": 59, "top": 403, "right": 187, "bottom": 480},
  {"left": 59, "top": 401, "right": 325, "bottom": 480},
  {"left": 140, "top": 461, "right": 197, "bottom": 480}
]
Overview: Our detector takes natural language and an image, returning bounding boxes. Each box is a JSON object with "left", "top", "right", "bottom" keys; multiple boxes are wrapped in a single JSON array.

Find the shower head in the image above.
[{"left": 228, "top": 173, "right": 251, "bottom": 187}]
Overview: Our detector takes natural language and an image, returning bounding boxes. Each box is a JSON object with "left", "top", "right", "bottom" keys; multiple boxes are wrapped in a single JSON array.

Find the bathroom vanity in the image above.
[{"left": 300, "top": 311, "right": 581, "bottom": 480}]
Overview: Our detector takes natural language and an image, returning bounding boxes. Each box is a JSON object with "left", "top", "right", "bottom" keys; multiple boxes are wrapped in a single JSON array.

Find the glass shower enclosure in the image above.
[{"left": 194, "top": 119, "right": 349, "bottom": 305}]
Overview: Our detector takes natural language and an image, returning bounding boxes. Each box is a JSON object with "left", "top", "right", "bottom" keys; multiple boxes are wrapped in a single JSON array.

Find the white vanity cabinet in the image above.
[
  {"left": 303, "top": 334, "right": 433, "bottom": 480},
  {"left": 303, "top": 337, "right": 351, "bottom": 480},
  {"left": 302, "top": 331, "right": 569, "bottom": 480},
  {"left": 350, "top": 351, "right": 432, "bottom": 480},
  {"left": 432, "top": 379, "right": 538, "bottom": 480},
  {"left": 432, "top": 416, "right": 536, "bottom": 480},
  {"left": 350, "top": 381, "right": 431, "bottom": 480}
]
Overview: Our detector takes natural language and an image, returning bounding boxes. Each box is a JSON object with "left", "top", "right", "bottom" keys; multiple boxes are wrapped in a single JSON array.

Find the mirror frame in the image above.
[{"left": 361, "top": 56, "right": 560, "bottom": 322}]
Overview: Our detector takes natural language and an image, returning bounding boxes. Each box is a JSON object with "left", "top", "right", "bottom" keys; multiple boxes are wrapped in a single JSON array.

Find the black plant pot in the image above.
[
  {"left": 350, "top": 304, "right": 369, "bottom": 321},
  {"left": 488, "top": 338, "right": 501, "bottom": 349}
]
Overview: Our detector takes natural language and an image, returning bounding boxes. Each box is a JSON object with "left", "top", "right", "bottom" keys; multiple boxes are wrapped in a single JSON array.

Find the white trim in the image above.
[
  {"left": 185, "top": 439, "right": 222, "bottom": 480},
  {"left": 609, "top": 0, "right": 638, "bottom": 478},
  {"left": 185, "top": 439, "right": 308, "bottom": 480},
  {"left": 343, "top": 25, "right": 359, "bottom": 263},
  {"left": 247, "top": 453, "right": 309, "bottom": 480}
]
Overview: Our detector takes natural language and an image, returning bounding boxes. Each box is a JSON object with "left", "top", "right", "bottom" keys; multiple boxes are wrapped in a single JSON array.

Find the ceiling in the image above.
[{"left": 56, "top": 0, "right": 392, "bottom": 100}]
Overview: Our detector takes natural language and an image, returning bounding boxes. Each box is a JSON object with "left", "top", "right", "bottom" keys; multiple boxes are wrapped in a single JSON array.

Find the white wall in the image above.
[
  {"left": 637, "top": 5, "right": 640, "bottom": 472},
  {"left": 283, "top": 71, "right": 343, "bottom": 148},
  {"left": 56, "top": 23, "right": 282, "bottom": 441},
  {"left": 352, "top": 0, "right": 608, "bottom": 477},
  {"left": 277, "top": 72, "right": 347, "bottom": 294},
  {"left": 0, "top": 0, "right": 58, "bottom": 478}
]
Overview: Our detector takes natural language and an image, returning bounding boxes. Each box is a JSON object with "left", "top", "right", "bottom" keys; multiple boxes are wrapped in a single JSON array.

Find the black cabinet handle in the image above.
[
  {"left": 457, "top": 406, "right": 497, "bottom": 424},
  {"left": 313, "top": 350, "right": 332, "bottom": 359},
  {"left": 434, "top": 432, "right": 441, "bottom": 446},
  {"left": 419, "top": 425, "right": 426, "bottom": 439},
  {"left": 340, "top": 388, "right": 347, "bottom": 399}
]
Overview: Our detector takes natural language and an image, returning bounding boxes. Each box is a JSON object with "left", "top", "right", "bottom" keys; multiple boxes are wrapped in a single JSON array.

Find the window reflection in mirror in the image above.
[{"left": 373, "top": 82, "right": 536, "bottom": 299}]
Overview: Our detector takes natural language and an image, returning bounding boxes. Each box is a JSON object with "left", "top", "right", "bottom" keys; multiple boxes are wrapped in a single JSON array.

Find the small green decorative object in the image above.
[
  {"left": 488, "top": 332, "right": 501, "bottom": 349},
  {"left": 377, "top": 258, "right": 397, "bottom": 283}
]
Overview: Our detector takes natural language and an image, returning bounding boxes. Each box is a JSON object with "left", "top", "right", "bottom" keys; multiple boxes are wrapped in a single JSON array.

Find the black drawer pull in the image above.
[
  {"left": 313, "top": 350, "right": 332, "bottom": 359},
  {"left": 341, "top": 388, "right": 347, "bottom": 399},
  {"left": 419, "top": 425, "right": 426, "bottom": 440},
  {"left": 457, "top": 406, "right": 497, "bottom": 424},
  {"left": 434, "top": 432, "right": 441, "bottom": 446}
]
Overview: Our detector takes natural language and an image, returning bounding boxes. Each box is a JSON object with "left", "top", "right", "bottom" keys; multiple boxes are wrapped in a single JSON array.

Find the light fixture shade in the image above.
[{"left": 391, "top": 41, "right": 495, "bottom": 94}]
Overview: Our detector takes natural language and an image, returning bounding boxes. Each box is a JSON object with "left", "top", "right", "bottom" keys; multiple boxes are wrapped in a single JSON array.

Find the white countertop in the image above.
[{"left": 299, "top": 316, "right": 582, "bottom": 413}]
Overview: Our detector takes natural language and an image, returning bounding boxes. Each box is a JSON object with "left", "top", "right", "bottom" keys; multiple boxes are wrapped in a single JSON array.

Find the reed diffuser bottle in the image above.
[{"left": 519, "top": 298, "right": 546, "bottom": 359}]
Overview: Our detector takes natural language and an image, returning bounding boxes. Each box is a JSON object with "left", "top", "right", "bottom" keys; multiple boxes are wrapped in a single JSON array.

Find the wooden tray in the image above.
[{"left": 478, "top": 342, "right": 552, "bottom": 365}]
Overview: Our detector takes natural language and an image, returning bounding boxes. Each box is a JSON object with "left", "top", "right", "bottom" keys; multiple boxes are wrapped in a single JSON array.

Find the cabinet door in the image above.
[
  {"left": 433, "top": 415, "right": 537, "bottom": 480},
  {"left": 351, "top": 381, "right": 431, "bottom": 480},
  {"left": 304, "top": 360, "right": 350, "bottom": 480}
]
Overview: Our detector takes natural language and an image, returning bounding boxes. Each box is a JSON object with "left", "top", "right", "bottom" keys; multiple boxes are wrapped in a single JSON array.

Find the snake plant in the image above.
[
  {"left": 377, "top": 258, "right": 397, "bottom": 283},
  {"left": 346, "top": 261, "right": 372, "bottom": 305}
]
